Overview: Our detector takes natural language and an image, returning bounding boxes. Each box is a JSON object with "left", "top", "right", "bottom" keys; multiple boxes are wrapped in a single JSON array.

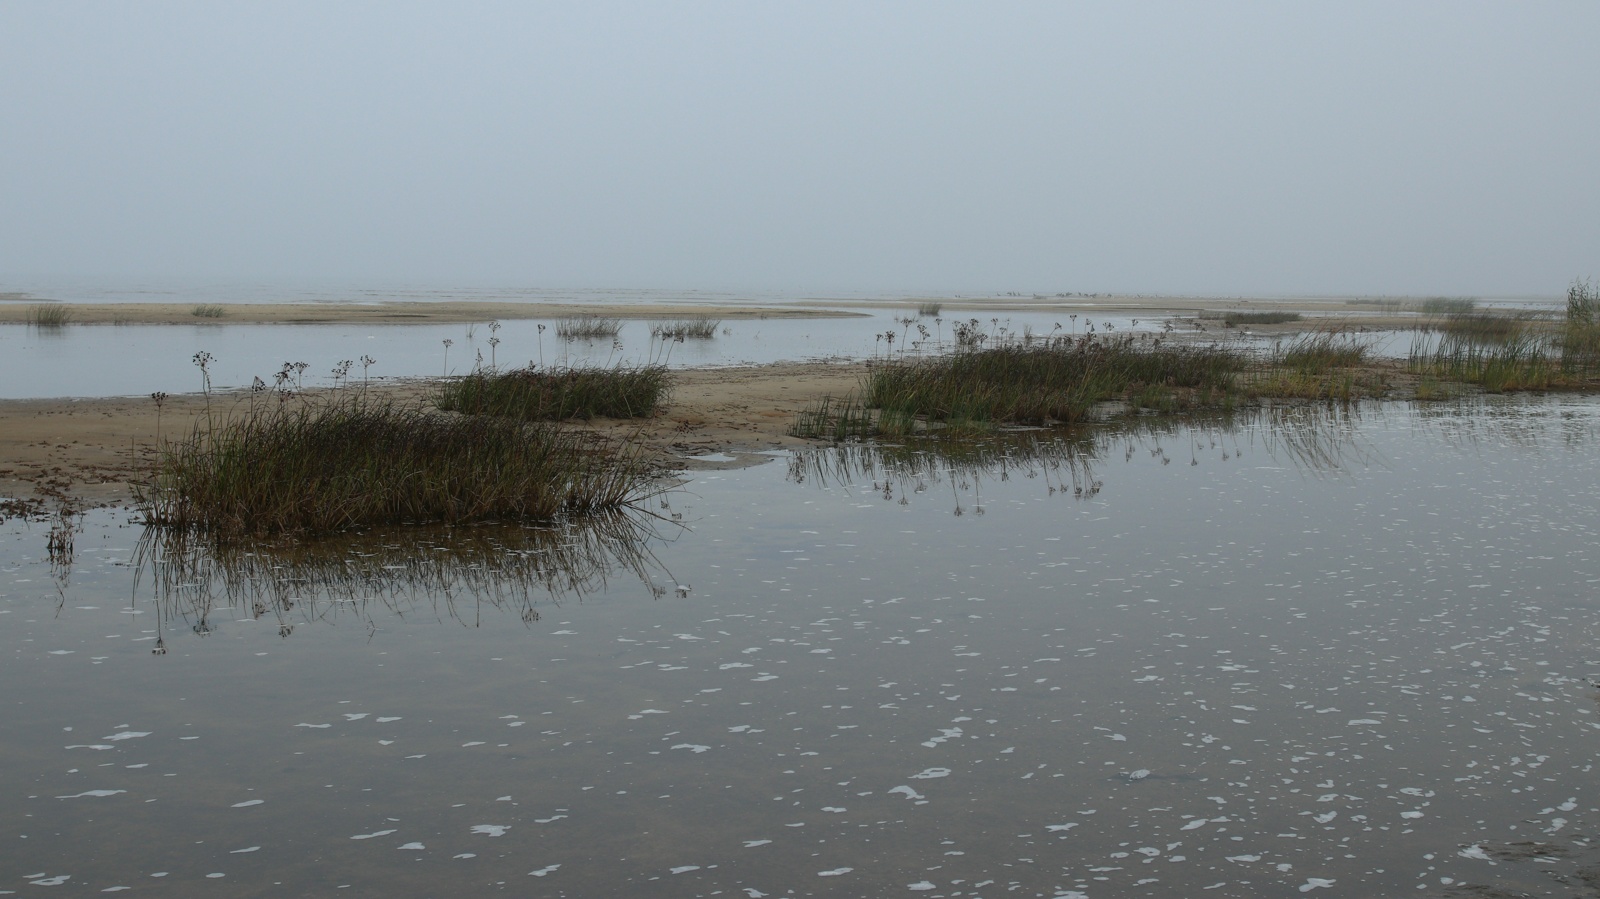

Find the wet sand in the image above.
[{"left": 0, "top": 360, "right": 872, "bottom": 512}]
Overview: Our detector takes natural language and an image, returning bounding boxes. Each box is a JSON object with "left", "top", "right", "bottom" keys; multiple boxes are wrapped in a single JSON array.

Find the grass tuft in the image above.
[
  {"left": 651, "top": 316, "right": 721, "bottom": 340},
  {"left": 434, "top": 364, "right": 668, "bottom": 421},
  {"left": 555, "top": 316, "right": 623, "bottom": 340},
  {"left": 191, "top": 304, "right": 227, "bottom": 318},
  {"left": 29, "top": 304, "right": 73, "bottom": 327},
  {"left": 140, "top": 392, "right": 659, "bottom": 540},
  {"left": 916, "top": 302, "right": 943, "bottom": 317}
]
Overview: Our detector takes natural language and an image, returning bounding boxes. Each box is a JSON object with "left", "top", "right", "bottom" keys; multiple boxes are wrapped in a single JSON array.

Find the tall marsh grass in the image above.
[
  {"left": 434, "top": 364, "right": 668, "bottom": 420},
  {"left": 651, "top": 317, "right": 720, "bottom": 340},
  {"left": 141, "top": 393, "right": 658, "bottom": 539},
  {"left": 556, "top": 316, "right": 624, "bottom": 340},
  {"left": 863, "top": 334, "right": 1244, "bottom": 428},
  {"left": 191, "top": 304, "right": 227, "bottom": 318},
  {"left": 29, "top": 304, "right": 73, "bottom": 327}
]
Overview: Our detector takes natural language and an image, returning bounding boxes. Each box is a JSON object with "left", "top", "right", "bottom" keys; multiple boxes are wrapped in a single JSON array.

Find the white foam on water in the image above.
[
  {"left": 888, "top": 786, "right": 924, "bottom": 800},
  {"left": 909, "top": 768, "right": 950, "bottom": 779},
  {"left": 1298, "top": 878, "right": 1335, "bottom": 892},
  {"left": 294, "top": 723, "right": 331, "bottom": 729},
  {"left": 818, "top": 868, "right": 853, "bottom": 876},
  {"left": 909, "top": 883, "right": 936, "bottom": 892},
  {"left": 670, "top": 865, "right": 701, "bottom": 874},
  {"left": 1046, "top": 823, "right": 1077, "bottom": 832},
  {"left": 528, "top": 864, "right": 559, "bottom": 876},
  {"left": 342, "top": 713, "right": 368, "bottom": 721},
  {"left": 56, "top": 790, "right": 124, "bottom": 799},
  {"left": 350, "top": 829, "right": 397, "bottom": 840},
  {"left": 671, "top": 743, "right": 710, "bottom": 753},
  {"left": 453, "top": 853, "right": 475, "bottom": 859},
  {"left": 231, "top": 800, "right": 264, "bottom": 807},
  {"left": 230, "top": 847, "right": 259, "bottom": 854},
  {"left": 470, "top": 825, "right": 509, "bottom": 837},
  {"left": 64, "top": 745, "right": 114, "bottom": 751},
  {"left": 742, "top": 840, "right": 771, "bottom": 848},
  {"left": 103, "top": 732, "right": 150, "bottom": 741},
  {"left": 375, "top": 717, "right": 401, "bottom": 723},
  {"left": 397, "top": 842, "right": 425, "bottom": 850},
  {"left": 27, "top": 876, "right": 69, "bottom": 886}
]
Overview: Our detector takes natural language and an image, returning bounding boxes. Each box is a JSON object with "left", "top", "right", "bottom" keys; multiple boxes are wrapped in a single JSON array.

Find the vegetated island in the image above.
[{"left": 1, "top": 289, "right": 1595, "bottom": 531}]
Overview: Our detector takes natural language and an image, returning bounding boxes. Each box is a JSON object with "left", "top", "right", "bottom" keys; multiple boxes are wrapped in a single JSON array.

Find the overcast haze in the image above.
[{"left": 3, "top": 2, "right": 1597, "bottom": 297}]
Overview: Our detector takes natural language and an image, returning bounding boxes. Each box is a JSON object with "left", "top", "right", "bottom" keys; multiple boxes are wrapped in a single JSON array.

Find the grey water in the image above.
[
  {"left": 0, "top": 310, "right": 1154, "bottom": 401},
  {"left": 2, "top": 397, "right": 1599, "bottom": 897}
]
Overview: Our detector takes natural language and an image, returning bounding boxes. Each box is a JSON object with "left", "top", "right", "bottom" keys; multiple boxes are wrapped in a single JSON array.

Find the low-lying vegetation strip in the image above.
[
  {"left": 191, "top": 304, "right": 227, "bottom": 318},
  {"left": 916, "top": 301, "right": 942, "bottom": 317},
  {"left": 1406, "top": 281, "right": 1600, "bottom": 391},
  {"left": 140, "top": 393, "right": 657, "bottom": 540},
  {"left": 861, "top": 334, "right": 1244, "bottom": 428},
  {"left": 651, "top": 316, "right": 720, "bottom": 339},
  {"left": 434, "top": 364, "right": 668, "bottom": 420},
  {"left": 792, "top": 328, "right": 1399, "bottom": 439},
  {"left": 29, "top": 304, "right": 73, "bottom": 327},
  {"left": 1200, "top": 311, "right": 1302, "bottom": 326},
  {"left": 555, "top": 315, "right": 623, "bottom": 339}
]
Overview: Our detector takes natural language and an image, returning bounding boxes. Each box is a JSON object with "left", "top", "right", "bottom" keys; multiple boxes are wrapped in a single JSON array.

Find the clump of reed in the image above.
[
  {"left": 788, "top": 394, "right": 879, "bottom": 440},
  {"left": 862, "top": 334, "right": 1244, "bottom": 428},
  {"left": 651, "top": 316, "right": 720, "bottom": 340},
  {"left": 916, "top": 301, "right": 943, "bottom": 317},
  {"left": 555, "top": 315, "right": 624, "bottom": 340},
  {"left": 1408, "top": 329, "right": 1561, "bottom": 392},
  {"left": 434, "top": 364, "right": 668, "bottom": 420},
  {"left": 1244, "top": 330, "right": 1375, "bottom": 401},
  {"left": 1561, "top": 278, "right": 1600, "bottom": 376},
  {"left": 140, "top": 392, "right": 657, "bottom": 540},
  {"left": 28, "top": 304, "right": 73, "bottom": 327},
  {"left": 191, "top": 304, "right": 227, "bottom": 318},
  {"left": 1406, "top": 283, "right": 1600, "bottom": 391}
]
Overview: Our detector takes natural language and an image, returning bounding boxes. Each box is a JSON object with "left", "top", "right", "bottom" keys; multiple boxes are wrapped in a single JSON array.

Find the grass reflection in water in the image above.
[
  {"left": 131, "top": 510, "right": 679, "bottom": 645},
  {"left": 788, "top": 404, "right": 1370, "bottom": 513}
]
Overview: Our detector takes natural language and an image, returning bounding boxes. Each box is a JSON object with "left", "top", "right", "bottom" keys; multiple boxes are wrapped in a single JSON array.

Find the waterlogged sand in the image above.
[{"left": 0, "top": 361, "right": 872, "bottom": 511}]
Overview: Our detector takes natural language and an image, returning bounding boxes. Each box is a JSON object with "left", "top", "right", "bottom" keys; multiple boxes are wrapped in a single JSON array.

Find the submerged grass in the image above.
[
  {"left": 434, "top": 364, "right": 668, "bottom": 420},
  {"left": 140, "top": 392, "right": 658, "bottom": 540}
]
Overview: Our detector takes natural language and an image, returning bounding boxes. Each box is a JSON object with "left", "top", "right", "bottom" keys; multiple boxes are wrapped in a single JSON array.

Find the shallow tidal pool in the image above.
[{"left": 2, "top": 397, "right": 1599, "bottom": 897}]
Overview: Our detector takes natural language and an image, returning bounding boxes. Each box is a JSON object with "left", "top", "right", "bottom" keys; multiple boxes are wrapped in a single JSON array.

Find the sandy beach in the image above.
[{"left": 0, "top": 360, "right": 873, "bottom": 513}]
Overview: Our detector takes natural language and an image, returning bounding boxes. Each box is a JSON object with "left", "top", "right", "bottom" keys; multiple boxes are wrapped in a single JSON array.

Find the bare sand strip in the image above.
[{"left": 0, "top": 360, "right": 871, "bottom": 512}]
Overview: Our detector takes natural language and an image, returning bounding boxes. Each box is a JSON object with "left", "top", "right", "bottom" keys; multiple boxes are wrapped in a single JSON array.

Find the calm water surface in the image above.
[{"left": 2, "top": 398, "right": 1598, "bottom": 897}]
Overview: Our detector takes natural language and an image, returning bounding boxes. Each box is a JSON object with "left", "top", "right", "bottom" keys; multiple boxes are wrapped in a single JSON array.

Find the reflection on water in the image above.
[
  {"left": 131, "top": 511, "right": 678, "bottom": 642},
  {"left": 3, "top": 398, "right": 1600, "bottom": 897},
  {"left": 789, "top": 404, "right": 1372, "bottom": 511}
]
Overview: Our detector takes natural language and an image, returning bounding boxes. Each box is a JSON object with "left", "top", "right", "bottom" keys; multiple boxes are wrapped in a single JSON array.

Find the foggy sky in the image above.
[{"left": 2, "top": 2, "right": 1597, "bottom": 296}]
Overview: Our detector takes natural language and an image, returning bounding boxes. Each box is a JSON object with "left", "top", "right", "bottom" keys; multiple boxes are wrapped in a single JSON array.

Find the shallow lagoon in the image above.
[{"left": 2, "top": 397, "right": 1599, "bottom": 896}]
